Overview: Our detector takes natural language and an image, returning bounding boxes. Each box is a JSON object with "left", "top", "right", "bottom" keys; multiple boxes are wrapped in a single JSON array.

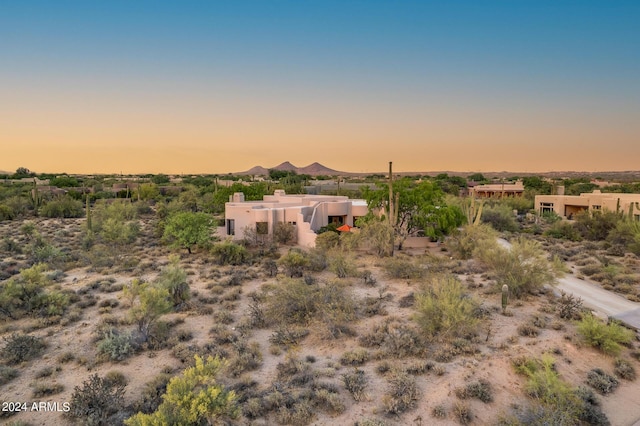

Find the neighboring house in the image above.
[
  {"left": 223, "top": 190, "right": 369, "bottom": 247},
  {"left": 468, "top": 181, "right": 525, "bottom": 198},
  {"left": 535, "top": 190, "right": 640, "bottom": 220}
]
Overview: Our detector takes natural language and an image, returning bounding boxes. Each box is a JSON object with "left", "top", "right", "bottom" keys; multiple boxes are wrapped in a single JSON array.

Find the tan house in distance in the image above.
[
  {"left": 468, "top": 181, "right": 525, "bottom": 198},
  {"left": 535, "top": 190, "right": 640, "bottom": 220},
  {"left": 223, "top": 190, "right": 368, "bottom": 247}
]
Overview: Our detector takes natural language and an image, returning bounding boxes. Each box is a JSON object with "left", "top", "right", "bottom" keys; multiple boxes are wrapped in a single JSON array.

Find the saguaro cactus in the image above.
[{"left": 501, "top": 284, "right": 509, "bottom": 314}]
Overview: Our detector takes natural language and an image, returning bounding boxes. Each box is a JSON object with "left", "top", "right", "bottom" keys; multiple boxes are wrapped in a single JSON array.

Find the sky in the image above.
[{"left": 1, "top": 1, "right": 639, "bottom": 174}]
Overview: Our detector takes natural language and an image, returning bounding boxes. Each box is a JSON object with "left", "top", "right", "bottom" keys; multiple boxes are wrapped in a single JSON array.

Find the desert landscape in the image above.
[{"left": 1, "top": 177, "right": 640, "bottom": 425}]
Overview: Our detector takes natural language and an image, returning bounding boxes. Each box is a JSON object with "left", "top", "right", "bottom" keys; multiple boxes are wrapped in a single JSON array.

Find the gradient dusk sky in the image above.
[{"left": 1, "top": 1, "right": 639, "bottom": 174}]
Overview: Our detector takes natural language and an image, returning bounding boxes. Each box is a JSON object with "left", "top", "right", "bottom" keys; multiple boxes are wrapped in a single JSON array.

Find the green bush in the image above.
[
  {"left": 278, "top": 250, "right": 309, "bottom": 277},
  {"left": 474, "top": 237, "right": 564, "bottom": 298},
  {"left": 156, "top": 256, "right": 190, "bottom": 306},
  {"left": 97, "top": 329, "right": 135, "bottom": 361},
  {"left": 211, "top": 241, "right": 249, "bottom": 265},
  {"left": 576, "top": 314, "right": 634, "bottom": 356},
  {"left": 481, "top": 204, "right": 518, "bottom": 232},
  {"left": 359, "top": 318, "right": 424, "bottom": 357},
  {"left": 39, "top": 196, "right": 83, "bottom": 218},
  {"left": 315, "top": 231, "right": 340, "bottom": 251},
  {"left": 328, "top": 252, "right": 358, "bottom": 278},
  {"left": 413, "top": 275, "right": 479, "bottom": 340},
  {"left": 1, "top": 333, "right": 46, "bottom": 365},
  {"left": 446, "top": 224, "right": 497, "bottom": 260},
  {"left": 125, "top": 355, "right": 238, "bottom": 425},
  {"left": 544, "top": 221, "right": 582, "bottom": 241},
  {"left": 0, "top": 204, "right": 16, "bottom": 221}
]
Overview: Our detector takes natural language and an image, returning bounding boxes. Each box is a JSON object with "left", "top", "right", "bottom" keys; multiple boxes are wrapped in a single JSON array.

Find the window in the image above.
[
  {"left": 226, "top": 219, "right": 235, "bottom": 236},
  {"left": 540, "top": 202, "right": 554, "bottom": 214},
  {"left": 256, "top": 222, "right": 268, "bottom": 235},
  {"left": 592, "top": 205, "right": 601, "bottom": 210}
]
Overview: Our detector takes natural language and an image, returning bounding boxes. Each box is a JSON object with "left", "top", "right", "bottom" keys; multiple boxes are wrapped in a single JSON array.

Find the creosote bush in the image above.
[
  {"left": 1, "top": 333, "right": 46, "bottom": 365},
  {"left": 67, "top": 373, "right": 126, "bottom": 425}
]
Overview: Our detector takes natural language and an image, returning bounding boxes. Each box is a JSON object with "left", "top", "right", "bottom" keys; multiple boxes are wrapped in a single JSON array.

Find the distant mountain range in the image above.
[{"left": 237, "top": 161, "right": 349, "bottom": 176}]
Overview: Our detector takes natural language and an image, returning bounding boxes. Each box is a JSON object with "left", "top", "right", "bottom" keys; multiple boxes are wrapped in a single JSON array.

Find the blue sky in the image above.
[{"left": 1, "top": 1, "right": 639, "bottom": 173}]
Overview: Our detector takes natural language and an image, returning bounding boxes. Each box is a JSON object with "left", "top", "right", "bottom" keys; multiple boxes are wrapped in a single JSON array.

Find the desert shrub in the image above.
[
  {"left": 382, "top": 371, "right": 419, "bottom": 414},
  {"left": 97, "top": 328, "right": 135, "bottom": 362},
  {"left": 313, "top": 387, "right": 345, "bottom": 414},
  {"left": 432, "top": 404, "right": 447, "bottom": 419},
  {"left": 343, "top": 368, "right": 368, "bottom": 402},
  {"left": 211, "top": 241, "right": 249, "bottom": 265},
  {"left": 156, "top": 255, "right": 190, "bottom": 306},
  {"left": 125, "top": 356, "right": 238, "bottom": 425},
  {"left": 32, "top": 381, "right": 64, "bottom": 397},
  {"left": 264, "top": 278, "right": 318, "bottom": 325},
  {"left": 39, "top": 196, "right": 83, "bottom": 218},
  {"left": 586, "top": 368, "right": 619, "bottom": 395},
  {"left": 574, "top": 386, "right": 610, "bottom": 426},
  {"left": 0, "top": 204, "right": 15, "bottom": 221},
  {"left": 383, "top": 256, "right": 424, "bottom": 279},
  {"left": 544, "top": 221, "right": 582, "bottom": 241},
  {"left": 413, "top": 275, "right": 479, "bottom": 340},
  {"left": 328, "top": 252, "right": 358, "bottom": 278},
  {"left": 162, "top": 211, "right": 215, "bottom": 254},
  {"left": 306, "top": 248, "right": 328, "bottom": 271},
  {"left": 126, "top": 284, "right": 172, "bottom": 342},
  {"left": 359, "top": 318, "right": 424, "bottom": 357},
  {"left": 557, "top": 291, "right": 584, "bottom": 320},
  {"left": 453, "top": 401, "right": 473, "bottom": 424},
  {"left": 0, "top": 365, "right": 19, "bottom": 385},
  {"left": 613, "top": 358, "right": 636, "bottom": 381},
  {"left": 518, "top": 324, "right": 540, "bottom": 337},
  {"left": 269, "top": 326, "right": 309, "bottom": 347},
  {"left": 315, "top": 231, "right": 340, "bottom": 251},
  {"left": 278, "top": 249, "right": 309, "bottom": 277},
  {"left": 67, "top": 373, "right": 126, "bottom": 425},
  {"left": 474, "top": 237, "right": 564, "bottom": 298},
  {"left": 340, "top": 349, "right": 370, "bottom": 366},
  {"left": 446, "top": 223, "right": 497, "bottom": 260},
  {"left": 1, "top": 333, "right": 46, "bottom": 365},
  {"left": 481, "top": 204, "right": 518, "bottom": 232},
  {"left": 227, "top": 341, "right": 262, "bottom": 377},
  {"left": 576, "top": 314, "right": 634, "bottom": 356},
  {"left": 104, "top": 370, "right": 128, "bottom": 387},
  {"left": 455, "top": 379, "right": 493, "bottom": 403},
  {"left": 574, "top": 210, "right": 621, "bottom": 241},
  {"left": 273, "top": 222, "right": 296, "bottom": 245}
]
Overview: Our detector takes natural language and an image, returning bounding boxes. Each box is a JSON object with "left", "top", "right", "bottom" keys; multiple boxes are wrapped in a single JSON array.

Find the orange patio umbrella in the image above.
[{"left": 336, "top": 224, "right": 352, "bottom": 232}]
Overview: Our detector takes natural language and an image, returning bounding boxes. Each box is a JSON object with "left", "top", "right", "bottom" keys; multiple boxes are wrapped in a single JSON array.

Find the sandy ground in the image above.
[{"left": 1, "top": 222, "right": 640, "bottom": 425}]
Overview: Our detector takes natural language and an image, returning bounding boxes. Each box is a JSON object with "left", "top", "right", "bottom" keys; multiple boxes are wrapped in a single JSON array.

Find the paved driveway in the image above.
[{"left": 497, "top": 239, "right": 640, "bottom": 329}]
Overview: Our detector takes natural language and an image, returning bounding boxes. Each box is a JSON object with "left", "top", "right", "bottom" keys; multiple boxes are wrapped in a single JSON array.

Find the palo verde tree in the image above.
[
  {"left": 474, "top": 237, "right": 564, "bottom": 298},
  {"left": 125, "top": 355, "right": 238, "bottom": 425},
  {"left": 162, "top": 211, "right": 215, "bottom": 254},
  {"left": 363, "top": 177, "right": 464, "bottom": 250}
]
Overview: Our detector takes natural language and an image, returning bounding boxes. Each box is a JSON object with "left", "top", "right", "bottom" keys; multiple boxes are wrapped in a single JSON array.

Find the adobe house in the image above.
[
  {"left": 468, "top": 181, "right": 524, "bottom": 198},
  {"left": 535, "top": 190, "right": 640, "bottom": 220},
  {"left": 223, "top": 190, "right": 369, "bottom": 247}
]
